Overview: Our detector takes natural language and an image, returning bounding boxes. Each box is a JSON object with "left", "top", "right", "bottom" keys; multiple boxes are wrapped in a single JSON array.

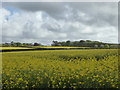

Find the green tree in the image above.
[
  {"left": 94, "top": 44, "right": 98, "bottom": 48},
  {"left": 16, "top": 42, "right": 22, "bottom": 47},
  {"left": 66, "top": 40, "right": 71, "bottom": 46},
  {"left": 52, "top": 41, "right": 59, "bottom": 46},
  {"left": 100, "top": 44, "right": 104, "bottom": 49},
  {"left": 11, "top": 41, "right": 16, "bottom": 47},
  {"left": 34, "top": 43, "right": 40, "bottom": 46},
  {"left": 104, "top": 44, "right": 110, "bottom": 49}
]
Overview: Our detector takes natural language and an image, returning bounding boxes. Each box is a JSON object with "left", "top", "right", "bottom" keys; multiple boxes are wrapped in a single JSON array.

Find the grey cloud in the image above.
[
  {"left": 1, "top": 2, "right": 118, "bottom": 44},
  {"left": 3, "top": 2, "right": 67, "bottom": 19},
  {"left": 67, "top": 2, "right": 118, "bottom": 27},
  {"left": 3, "top": 2, "right": 118, "bottom": 26}
]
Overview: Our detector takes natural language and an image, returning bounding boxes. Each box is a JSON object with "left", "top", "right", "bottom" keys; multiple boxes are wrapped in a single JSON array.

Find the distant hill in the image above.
[{"left": 51, "top": 40, "right": 119, "bottom": 49}]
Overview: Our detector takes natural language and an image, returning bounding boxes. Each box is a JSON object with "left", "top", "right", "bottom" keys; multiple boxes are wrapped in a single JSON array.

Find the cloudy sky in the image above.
[{"left": 1, "top": 2, "right": 118, "bottom": 45}]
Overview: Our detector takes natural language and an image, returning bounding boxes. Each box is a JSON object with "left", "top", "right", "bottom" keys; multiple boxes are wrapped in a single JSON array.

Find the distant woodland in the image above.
[{"left": 1, "top": 40, "right": 119, "bottom": 49}]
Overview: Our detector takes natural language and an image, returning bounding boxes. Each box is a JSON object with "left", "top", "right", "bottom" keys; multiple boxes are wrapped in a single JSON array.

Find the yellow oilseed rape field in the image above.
[
  {"left": 0, "top": 47, "right": 32, "bottom": 50},
  {"left": 2, "top": 49, "right": 119, "bottom": 89},
  {"left": 31, "top": 46, "right": 90, "bottom": 49}
]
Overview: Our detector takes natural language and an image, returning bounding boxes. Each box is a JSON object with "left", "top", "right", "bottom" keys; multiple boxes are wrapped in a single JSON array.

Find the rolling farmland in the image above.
[{"left": 2, "top": 49, "right": 119, "bottom": 89}]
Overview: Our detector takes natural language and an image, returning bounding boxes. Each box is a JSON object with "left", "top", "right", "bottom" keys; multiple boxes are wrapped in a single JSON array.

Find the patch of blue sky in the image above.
[{"left": 4, "top": 7, "right": 22, "bottom": 20}]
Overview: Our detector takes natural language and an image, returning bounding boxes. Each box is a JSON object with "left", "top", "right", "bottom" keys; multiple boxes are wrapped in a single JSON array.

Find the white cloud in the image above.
[
  {"left": 0, "top": 8, "right": 10, "bottom": 23},
  {"left": 1, "top": 2, "right": 118, "bottom": 45}
]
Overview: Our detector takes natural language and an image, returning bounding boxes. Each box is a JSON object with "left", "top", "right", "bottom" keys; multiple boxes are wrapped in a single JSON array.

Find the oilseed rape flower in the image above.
[{"left": 2, "top": 49, "right": 119, "bottom": 88}]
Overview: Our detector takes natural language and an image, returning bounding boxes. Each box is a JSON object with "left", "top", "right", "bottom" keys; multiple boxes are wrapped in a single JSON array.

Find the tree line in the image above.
[
  {"left": 1, "top": 41, "right": 42, "bottom": 47},
  {"left": 0, "top": 40, "right": 119, "bottom": 49},
  {"left": 51, "top": 40, "right": 119, "bottom": 49}
]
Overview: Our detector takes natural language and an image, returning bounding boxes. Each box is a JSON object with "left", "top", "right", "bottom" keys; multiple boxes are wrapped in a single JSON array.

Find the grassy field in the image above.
[{"left": 2, "top": 49, "right": 119, "bottom": 89}]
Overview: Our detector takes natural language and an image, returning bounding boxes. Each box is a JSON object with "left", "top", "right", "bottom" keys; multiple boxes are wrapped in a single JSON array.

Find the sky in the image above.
[{"left": 1, "top": 2, "right": 118, "bottom": 45}]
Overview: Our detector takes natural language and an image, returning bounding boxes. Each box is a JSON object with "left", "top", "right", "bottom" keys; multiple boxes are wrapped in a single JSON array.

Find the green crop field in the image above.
[{"left": 2, "top": 49, "right": 119, "bottom": 89}]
